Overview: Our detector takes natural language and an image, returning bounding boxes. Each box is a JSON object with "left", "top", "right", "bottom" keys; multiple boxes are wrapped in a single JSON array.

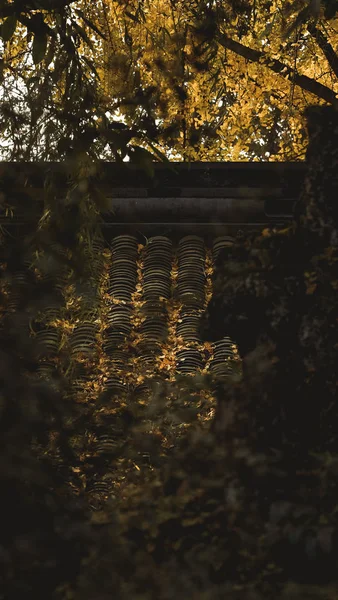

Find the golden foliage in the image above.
[{"left": 1, "top": 0, "right": 338, "bottom": 160}]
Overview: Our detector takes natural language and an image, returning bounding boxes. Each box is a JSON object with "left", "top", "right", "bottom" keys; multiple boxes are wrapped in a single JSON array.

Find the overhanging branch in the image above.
[
  {"left": 306, "top": 23, "right": 338, "bottom": 79},
  {"left": 216, "top": 31, "right": 338, "bottom": 109}
]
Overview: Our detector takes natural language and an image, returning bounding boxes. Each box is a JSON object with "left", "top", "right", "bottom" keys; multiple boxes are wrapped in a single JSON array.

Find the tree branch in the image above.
[
  {"left": 216, "top": 31, "right": 338, "bottom": 109},
  {"left": 306, "top": 23, "right": 338, "bottom": 79}
]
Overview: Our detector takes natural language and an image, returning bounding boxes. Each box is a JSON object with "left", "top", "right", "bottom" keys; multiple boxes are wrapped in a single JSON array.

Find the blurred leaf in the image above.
[
  {"left": 108, "top": 122, "right": 128, "bottom": 130},
  {"left": 74, "top": 9, "right": 107, "bottom": 40},
  {"left": 72, "top": 21, "right": 95, "bottom": 52},
  {"left": 44, "top": 38, "right": 55, "bottom": 67},
  {"left": 27, "top": 75, "right": 40, "bottom": 89},
  {"left": 81, "top": 55, "right": 99, "bottom": 78},
  {"left": 287, "top": 525, "right": 303, "bottom": 545},
  {"left": 91, "top": 185, "right": 115, "bottom": 215},
  {"left": 33, "top": 31, "right": 48, "bottom": 65},
  {"left": 102, "top": 128, "right": 128, "bottom": 152},
  {"left": 258, "top": 21, "right": 274, "bottom": 41},
  {"left": 129, "top": 145, "right": 155, "bottom": 178},
  {"left": 305, "top": 532, "right": 317, "bottom": 560},
  {"left": 174, "top": 84, "right": 188, "bottom": 102},
  {"left": 175, "top": 407, "right": 199, "bottom": 422},
  {"left": 125, "top": 10, "right": 140, "bottom": 23},
  {"left": 269, "top": 501, "right": 292, "bottom": 524},
  {"left": 124, "top": 23, "right": 132, "bottom": 47},
  {"left": 317, "top": 526, "right": 334, "bottom": 554},
  {"left": 146, "top": 140, "right": 178, "bottom": 174},
  {"left": 1, "top": 14, "right": 17, "bottom": 42}
]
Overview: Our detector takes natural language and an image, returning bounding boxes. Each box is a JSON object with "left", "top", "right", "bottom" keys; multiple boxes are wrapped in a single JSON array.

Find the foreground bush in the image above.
[{"left": 1, "top": 106, "right": 338, "bottom": 599}]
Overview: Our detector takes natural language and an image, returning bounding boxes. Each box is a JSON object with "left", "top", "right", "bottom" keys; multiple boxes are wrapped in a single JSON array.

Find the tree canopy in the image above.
[{"left": 1, "top": 0, "right": 338, "bottom": 162}]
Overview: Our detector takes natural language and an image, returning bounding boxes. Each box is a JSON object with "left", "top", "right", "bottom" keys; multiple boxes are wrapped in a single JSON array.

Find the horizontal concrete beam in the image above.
[
  {"left": 107, "top": 196, "right": 295, "bottom": 223},
  {"left": 100, "top": 223, "right": 281, "bottom": 244},
  {"left": 0, "top": 162, "right": 306, "bottom": 231},
  {"left": 0, "top": 161, "right": 306, "bottom": 190},
  {"left": 108, "top": 186, "right": 285, "bottom": 198}
]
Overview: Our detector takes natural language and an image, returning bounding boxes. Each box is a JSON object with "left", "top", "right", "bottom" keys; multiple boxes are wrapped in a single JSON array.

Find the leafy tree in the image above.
[
  {"left": 0, "top": 0, "right": 338, "bottom": 162},
  {"left": 1, "top": 0, "right": 338, "bottom": 161}
]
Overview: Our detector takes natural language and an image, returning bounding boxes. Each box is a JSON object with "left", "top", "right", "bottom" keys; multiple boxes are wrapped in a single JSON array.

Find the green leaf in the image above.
[
  {"left": 32, "top": 31, "right": 47, "bottom": 64},
  {"left": 1, "top": 14, "right": 17, "bottom": 42}
]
